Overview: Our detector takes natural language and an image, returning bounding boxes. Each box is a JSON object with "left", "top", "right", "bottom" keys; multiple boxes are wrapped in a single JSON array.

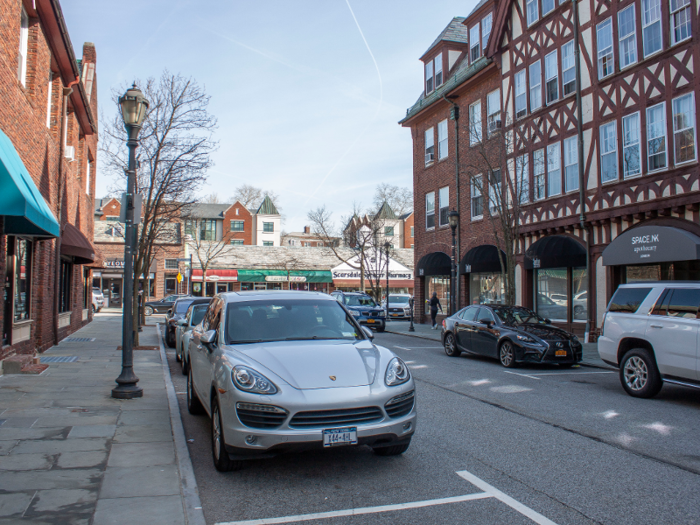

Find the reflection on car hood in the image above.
[
  {"left": 512, "top": 323, "right": 573, "bottom": 341},
  {"left": 233, "top": 340, "right": 379, "bottom": 390}
]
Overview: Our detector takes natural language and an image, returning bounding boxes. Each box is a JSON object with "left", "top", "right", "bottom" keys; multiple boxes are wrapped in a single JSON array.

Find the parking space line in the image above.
[
  {"left": 214, "top": 492, "right": 491, "bottom": 525},
  {"left": 503, "top": 370, "right": 542, "bottom": 380},
  {"left": 528, "top": 371, "right": 615, "bottom": 377},
  {"left": 456, "top": 471, "right": 559, "bottom": 525},
  {"left": 394, "top": 345, "right": 442, "bottom": 350}
]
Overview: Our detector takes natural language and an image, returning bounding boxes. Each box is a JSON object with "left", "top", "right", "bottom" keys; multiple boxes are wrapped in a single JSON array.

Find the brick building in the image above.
[
  {"left": 0, "top": 0, "right": 98, "bottom": 361},
  {"left": 403, "top": 0, "right": 700, "bottom": 336}
]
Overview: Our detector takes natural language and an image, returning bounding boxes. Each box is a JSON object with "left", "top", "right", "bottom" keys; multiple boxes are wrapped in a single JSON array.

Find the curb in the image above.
[{"left": 157, "top": 324, "right": 206, "bottom": 525}]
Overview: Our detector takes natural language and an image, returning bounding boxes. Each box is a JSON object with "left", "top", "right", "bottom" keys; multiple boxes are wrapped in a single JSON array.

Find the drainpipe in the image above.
[
  {"left": 443, "top": 95, "right": 461, "bottom": 312},
  {"left": 53, "top": 77, "right": 80, "bottom": 345},
  {"left": 573, "top": 4, "right": 591, "bottom": 343}
]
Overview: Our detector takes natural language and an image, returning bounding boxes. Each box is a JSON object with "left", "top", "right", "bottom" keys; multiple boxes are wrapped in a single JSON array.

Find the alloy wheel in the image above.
[
  {"left": 444, "top": 334, "right": 458, "bottom": 357},
  {"left": 623, "top": 356, "right": 648, "bottom": 391},
  {"left": 500, "top": 342, "right": 514, "bottom": 367}
]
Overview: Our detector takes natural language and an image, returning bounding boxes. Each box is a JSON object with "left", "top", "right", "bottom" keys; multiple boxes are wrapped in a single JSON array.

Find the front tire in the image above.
[
  {"left": 144, "top": 306, "right": 154, "bottom": 316},
  {"left": 376, "top": 325, "right": 385, "bottom": 333},
  {"left": 181, "top": 356, "right": 189, "bottom": 376},
  {"left": 211, "top": 397, "right": 243, "bottom": 472},
  {"left": 166, "top": 330, "right": 175, "bottom": 348},
  {"left": 373, "top": 441, "right": 410, "bottom": 456},
  {"left": 175, "top": 340, "right": 182, "bottom": 362},
  {"left": 499, "top": 341, "right": 518, "bottom": 368},
  {"left": 620, "top": 348, "right": 662, "bottom": 398},
  {"left": 187, "top": 368, "right": 205, "bottom": 415},
  {"left": 444, "top": 333, "right": 461, "bottom": 357}
]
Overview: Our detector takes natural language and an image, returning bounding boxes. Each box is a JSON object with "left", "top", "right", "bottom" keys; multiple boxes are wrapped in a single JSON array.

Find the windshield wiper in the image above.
[{"left": 284, "top": 336, "right": 344, "bottom": 341}]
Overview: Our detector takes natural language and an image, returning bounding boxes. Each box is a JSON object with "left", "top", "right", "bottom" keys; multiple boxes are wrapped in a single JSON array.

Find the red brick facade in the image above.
[{"left": 222, "top": 202, "right": 253, "bottom": 245}]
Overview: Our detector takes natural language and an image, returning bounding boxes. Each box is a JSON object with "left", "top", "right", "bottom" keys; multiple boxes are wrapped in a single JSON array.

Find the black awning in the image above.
[
  {"left": 602, "top": 225, "right": 700, "bottom": 266},
  {"left": 525, "top": 235, "right": 586, "bottom": 270},
  {"left": 61, "top": 223, "right": 96, "bottom": 265},
  {"left": 460, "top": 245, "right": 505, "bottom": 274},
  {"left": 416, "top": 252, "right": 451, "bottom": 277}
]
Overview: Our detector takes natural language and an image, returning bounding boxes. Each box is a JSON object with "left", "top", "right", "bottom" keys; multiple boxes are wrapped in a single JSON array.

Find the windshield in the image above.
[
  {"left": 344, "top": 295, "right": 377, "bottom": 307},
  {"left": 491, "top": 306, "right": 547, "bottom": 326},
  {"left": 175, "top": 300, "right": 193, "bottom": 313},
  {"left": 191, "top": 305, "right": 208, "bottom": 326},
  {"left": 389, "top": 295, "right": 410, "bottom": 304},
  {"left": 225, "top": 299, "right": 363, "bottom": 344}
]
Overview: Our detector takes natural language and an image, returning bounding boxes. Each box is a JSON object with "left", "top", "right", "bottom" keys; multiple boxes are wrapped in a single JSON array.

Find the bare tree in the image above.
[
  {"left": 186, "top": 216, "right": 233, "bottom": 296},
  {"left": 101, "top": 71, "right": 217, "bottom": 343},
  {"left": 464, "top": 111, "right": 528, "bottom": 305},
  {"left": 373, "top": 183, "right": 413, "bottom": 218},
  {"left": 232, "top": 185, "right": 281, "bottom": 212},
  {"left": 201, "top": 193, "right": 221, "bottom": 204}
]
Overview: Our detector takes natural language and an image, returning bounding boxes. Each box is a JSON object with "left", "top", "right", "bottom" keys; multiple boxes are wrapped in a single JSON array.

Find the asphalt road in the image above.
[{"left": 163, "top": 327, "right": 700, "bottom": 525}]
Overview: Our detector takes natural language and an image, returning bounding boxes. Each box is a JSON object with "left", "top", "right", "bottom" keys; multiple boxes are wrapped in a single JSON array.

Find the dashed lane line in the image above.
[{"left": 504, "top": 370, "right": 616, "bottom": 380}]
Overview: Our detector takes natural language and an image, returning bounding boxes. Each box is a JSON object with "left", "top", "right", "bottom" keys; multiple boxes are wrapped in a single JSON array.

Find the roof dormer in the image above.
[{"left": 420, "top": 17, "right": 470, "bottom": 95}]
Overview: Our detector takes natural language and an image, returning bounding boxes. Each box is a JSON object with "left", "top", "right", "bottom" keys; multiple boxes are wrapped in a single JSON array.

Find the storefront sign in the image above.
[
  {"left": 602, "top": 225, "right": 700, "bottom": 266},
  {"left": 105, "top": 260, "right": 125, "bottom": 269},
  {"left": 265, "top": 275, "right": 287, "bottom": 282},
  {"left": 332, "top": 270, "right": 413, "bottom": 280}
]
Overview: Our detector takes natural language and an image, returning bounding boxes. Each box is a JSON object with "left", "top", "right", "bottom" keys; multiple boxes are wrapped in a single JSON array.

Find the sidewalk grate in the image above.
[
  {"left": 62, "top": 338, "right": 95, "bottom": 343},
  {"left": 40, "top": 356, "right": 79, "bottom": 363}
]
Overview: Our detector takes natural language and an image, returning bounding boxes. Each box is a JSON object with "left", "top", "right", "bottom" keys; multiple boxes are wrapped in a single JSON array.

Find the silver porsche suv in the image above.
[{"left": 186, "top": 291, "right": 416, "bottom": 472}]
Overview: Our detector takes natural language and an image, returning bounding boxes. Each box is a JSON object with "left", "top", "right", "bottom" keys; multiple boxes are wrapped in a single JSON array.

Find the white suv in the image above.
[{"left": 598, "top": 283, "right": 700, "bottom": 398}]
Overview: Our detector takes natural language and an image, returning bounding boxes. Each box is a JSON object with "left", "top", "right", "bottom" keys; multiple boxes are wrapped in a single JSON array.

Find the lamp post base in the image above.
[{"left": 111, "top": 384, "right": 143, "bottom": 399}]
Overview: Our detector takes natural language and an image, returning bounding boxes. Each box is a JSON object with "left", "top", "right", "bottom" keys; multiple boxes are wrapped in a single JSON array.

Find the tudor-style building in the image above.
[{"left": 403, "top": 0, "right": 700, "bottom": 336}]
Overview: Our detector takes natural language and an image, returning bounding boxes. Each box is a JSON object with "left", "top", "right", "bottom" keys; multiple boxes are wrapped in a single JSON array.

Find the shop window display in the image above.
[
  {"left": 469, "top": 273, "right": 505, "bottom": 305},
  {"left": 425, "top": 276, "right": 450, "bottom": 315},
  {"left": 535, "top": 267, "right": 587, "bottom": 322}
]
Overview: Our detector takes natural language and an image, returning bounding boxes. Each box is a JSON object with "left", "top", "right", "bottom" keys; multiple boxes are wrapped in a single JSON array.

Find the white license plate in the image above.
[{"left": 323, "top": 427, "right": 357, "bottom": 447}]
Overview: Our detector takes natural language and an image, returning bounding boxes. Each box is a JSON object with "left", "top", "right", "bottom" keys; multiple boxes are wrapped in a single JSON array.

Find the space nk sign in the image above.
[{"left": 602, "top": 226, "right": 700, "bottom": 266}]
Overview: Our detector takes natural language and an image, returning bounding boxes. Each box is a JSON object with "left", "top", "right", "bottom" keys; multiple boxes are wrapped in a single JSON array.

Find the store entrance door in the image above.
[{"left": 104, "top": 278, "right": 123, "bottom": 307}]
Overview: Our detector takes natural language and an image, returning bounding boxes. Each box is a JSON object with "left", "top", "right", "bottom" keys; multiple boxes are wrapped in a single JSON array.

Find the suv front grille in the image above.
[
  {"left": 385, "top": 390, "right": 415, "bottom": 418},
  {"left": 236, "top": 403, "right": 288, "bottom": 429},
  {"left": 289, "top": 406, "right": 383, "bottom": 428}
]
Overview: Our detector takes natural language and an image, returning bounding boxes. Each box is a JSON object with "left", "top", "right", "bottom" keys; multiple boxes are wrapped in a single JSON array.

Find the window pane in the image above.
[
  {"left": 470, "top": 102, "right": 482, "bottom": 144},
  {"left": 487, "top": 90, "right": 501, "bottom": 134},
  {"left": 542, "top": 0, "right": 555, "bottom": 15},
  {"left": 562, "top": 41, "right": 576, "bottom": 95},
  {"left": 618, "top": 6, "right": 637, "bottom": 68},
  {"left": 515, "top": 70, "right": 527, "bottom": 118},
  {"left": 671, "top": 0, "right": 691, "bottom": 44},
  {"left": 647, "top": 103, "right": 667, "bottom": 170},
  {"left": 673, "top": 93, "right": 696, "bottom": 163},
  {"left": 600, "top": 122, "right": 618, "bottom": 183},
  {"left": 534, "top": 149, "right": 545, "bottom": 200},
  {"left": 470, "top": 25, "right": 480, "bottom": 61},
  {"left": 263, "top": 222, "right": 274, "bottom": 232},
  {"left": 481, "top": 13, "right": 492, "bottom": 50},
  {"left": 438, "top": 120, "right": 448, "bottom": 160},
  {"left": 471, "top": 177, "right": 483, "bottom": 218},
  {"left": 536, "top": 269, "right": 567, "bottom": 321},
  {"left": 572, "top": 268, "right": 588, "bottom": 321},
  {"left": 622, "top": 113, "right": 641, "bottom": 178},
  {"left": 608, "top": 287, "right": 652, "bottom": 313},
  {"left": 14, "top": 239, "right": 31, "bottom": 321},
  {"left": 426, "top": 192, "right": 435, "bottom": 228},
  {"left": 434, "top": 55, "right": 443, "bottom": 86},
  {"left": 564, "top": 136, "right": 579, "bottom": 192},
  {"left": 547, "top": 143, "right": 561, "bottom": 196},
  {"left": 516, "top": 155, "right": 529, "bottom": 203},
  {"left": 489, "top": 169, "right": 501, "bottom": 214},
  {"left": 425, "top": 127, "right": 434, "bottom": 164},
  {"left": 470, "top": 273, "right": 505, "bottom": 305},
  {"left": 527, "top": 0, "right": 539, "bottom": 26},
  {"left": 642, "top": 0, "right": 662, "bottom": 57},
  {"left": 425, "top": 61, "right": 433, "bottom": 92},
  {"left": 439, "top": 186, "right": 449, "bottom": 226},
  {"left": 529, "top": 60, "right": 542, "bottom": 111},
  {"left": 545, "top": 51, "right": 558, "bottom": 103},
  {"left": 426, "top": 276, "right": 451, "bottom": 315},
  {"left": 667, "top": 288, "right": 700, "bottom": 318},
  {"left": 597, "top": 19, "right": 614, "bottom": 78}
]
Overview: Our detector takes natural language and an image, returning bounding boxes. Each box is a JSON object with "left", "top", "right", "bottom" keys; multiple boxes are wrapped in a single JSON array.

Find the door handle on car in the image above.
[{"left": 649, "top": 325, "right": 663, "bottom": 329}]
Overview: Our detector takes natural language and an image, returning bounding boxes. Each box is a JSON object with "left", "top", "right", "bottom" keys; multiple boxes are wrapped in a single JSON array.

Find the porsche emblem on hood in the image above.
[{"left": 329, "top": 376, "right": 337, "bottom": 381}]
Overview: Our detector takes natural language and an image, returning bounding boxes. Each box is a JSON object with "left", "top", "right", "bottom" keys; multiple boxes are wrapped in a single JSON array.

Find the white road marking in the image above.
[
  {"left": 468, "top": 379, "right": 491, "bottom": 386},
  {"left": 504, "top": 370, "right": 615, "bottom": 380},
  {"left": 409, "top": 365, "right": 428, "bottom": 369},
  {"left": 642, "top": 422, "right": 673, "bottom": 435},
  {"left": 600, "top": 410, "right": 619, "bottom": 419},
  {"left": 490, "top": 385, "right": 533, "bottom": 394},
  {"left": 394, "top": 346, "right": 413, "bottom": 351},
  {"left": 503, "top": 370, "right": 541, "bottom": 380},
  {"left": 215, "top": 470, "right": 560, "bottom": 525},
  {"left": 394, "top": 345, "right": 442, "bottom": 350}
]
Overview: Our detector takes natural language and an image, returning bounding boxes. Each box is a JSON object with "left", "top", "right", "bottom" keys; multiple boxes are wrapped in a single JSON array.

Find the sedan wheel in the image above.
[
  {"left": 181, "top": 355, "right": 188, "bottom": 376},
  {"left": 444, "top": 333, "right": 461, "bottom": 357},
  {"left": 145, "top": 306, "right": 154, "bottom": 316},
  {"left": 187, "top": 368, "right": 205, "bottom": 415},
  {"left": 620, "top": 348, "right": 662, "bottom": 398},
  {"left": 499, "top": 341, "right": 517, "bottom": 368},
  {"left": 211, "top": 398, "right": 243, "bottom": 472}
]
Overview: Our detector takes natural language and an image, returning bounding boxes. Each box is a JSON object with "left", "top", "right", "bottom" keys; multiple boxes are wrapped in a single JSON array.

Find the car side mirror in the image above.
[
  {"left": 361, "top": 326, "right": 374, "bottom": 340},
  {"left": 544, "top": 318, "right": 551, "bottom": 325},
  {"left": 167, "top": 309, "right": 172, "bottom": 316},
  {"left": 201, "top": 330, "right": 217, "bottom": 345},
  {"left": 178, "top": 319, "right": 187, "bottom": 326},
  {"left": 479, "top": 318, "right": 493, "bottom": 328}
]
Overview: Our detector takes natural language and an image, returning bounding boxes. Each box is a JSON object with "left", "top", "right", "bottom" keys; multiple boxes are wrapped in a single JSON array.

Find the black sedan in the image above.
[
  {"left": 164, "top": 297, "right": 198, "bottom": 348},
  {"left": 144, "top": 294, "right": 190, "bottom": 316},
  {"left": 441, "top": 304, "right": 582, "bottom": 368}
]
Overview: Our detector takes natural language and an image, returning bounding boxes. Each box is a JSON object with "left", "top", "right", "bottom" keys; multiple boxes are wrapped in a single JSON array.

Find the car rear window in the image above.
[{"left": 608, "top": 287, "right": 652, "bottom": 313}]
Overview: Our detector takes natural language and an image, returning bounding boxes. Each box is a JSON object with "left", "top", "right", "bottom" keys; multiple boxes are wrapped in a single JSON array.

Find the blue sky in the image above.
[{"left": 61, "top": 0, "right": 479, "bottom": 231}]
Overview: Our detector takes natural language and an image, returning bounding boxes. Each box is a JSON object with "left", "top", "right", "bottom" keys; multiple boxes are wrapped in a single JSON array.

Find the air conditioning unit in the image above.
[
  {"left": 425, "top": 152, "right": 434, "bottom": 164},
  {"left": 64, "top": 145, "right": 75, "bottom": 161},
  {"left": 488, "top": 120, "right": 502, "bottom": 133}
]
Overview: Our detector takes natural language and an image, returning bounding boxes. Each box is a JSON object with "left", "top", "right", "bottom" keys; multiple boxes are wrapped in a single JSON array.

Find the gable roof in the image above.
[
  {"left": 421, "top": 17, "right": 469, "bottom": 59},
  {"left": 375, "top": 202, "right": 397, "bottom": 220},
  {"left": 399, "top": 211, "right": 413, "bottom": 220},
  {"left": 184, "top": 203, "right": 230, "bottom": 219},
  {"left": 487, "top": 0, "right": 514, "bottom": 58},
  {"left": 257, "top": 195, "right": 280, "bottom": 215}
]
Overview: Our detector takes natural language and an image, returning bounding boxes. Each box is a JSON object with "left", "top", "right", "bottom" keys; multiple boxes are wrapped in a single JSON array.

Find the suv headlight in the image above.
[
  {"left": 385, "top": 357, "right": 410, "bottom": 386},
  {"left": 378, "top": 311, "right": 386, "bottom": 317},
  {"left": 232, "top": 366, "right": 278, "bottom": 394},
  {"left": 516, "top": 334, "right": 536, "bottom": 343},
  {"left": 350, "top": 310, "right": 361, "bottom": 318}
]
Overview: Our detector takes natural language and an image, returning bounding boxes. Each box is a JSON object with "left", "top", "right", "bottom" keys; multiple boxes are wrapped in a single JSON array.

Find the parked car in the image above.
[
  {"left": 535, "top": 293, "right": 567, "bottom": 321},
  {"left": 187, "top": 291, "right": 415, "bottom": 471},
  {"left": 384, "top": 294, "right": 413, "bottom": 319},
  {"left": 144, "top": 294, "right": 189, "bottom": 316},
  {"left": 442, "top": 304, "right": 582, "bottom": 368},
  {"left": 176, "top": 299, "right": 212, "bottom": 373},
  {"left": 92, "top": 288, "right": 104, "bottom": 314},
  {"left": 330, "top": 291, "right": 386, "bottom": 332},
  {"left": 598, "top": 283, "right": 700, "bottom": 398},
  {"left": 165, "top": 297, "right": 196, "bottom": 348}
]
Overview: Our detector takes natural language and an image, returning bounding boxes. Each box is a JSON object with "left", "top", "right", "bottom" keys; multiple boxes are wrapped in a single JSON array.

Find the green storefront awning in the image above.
[
  {"left": 237, "top": 269, "right": 333, "bottom": 283},
  {"left": 0, "top": 129, "right": 59, "bottom": 237}
]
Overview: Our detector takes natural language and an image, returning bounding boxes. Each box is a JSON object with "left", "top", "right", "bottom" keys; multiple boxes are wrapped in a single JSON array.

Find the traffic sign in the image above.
[{"left": 176, "top": 272, "right": 183, "bottom": 283}]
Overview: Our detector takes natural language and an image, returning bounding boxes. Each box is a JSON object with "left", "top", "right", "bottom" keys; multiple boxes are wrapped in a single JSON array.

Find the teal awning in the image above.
[
  {"left": 0, "top": 129, "right": 59, "bottom": 237},
  {"left": 237, "top": 269, "right": 333, "bottom": 283}
]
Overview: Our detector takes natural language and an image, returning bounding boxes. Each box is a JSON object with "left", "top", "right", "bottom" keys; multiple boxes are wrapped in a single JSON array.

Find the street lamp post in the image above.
[
  {"left": 112, "top": 84, "right": 149, "bottom": 400},
  {"left": 448, "top": 210, "right": 460, "bottom": 316},
  {"left": 384, "top": 242, "right": 390, "bottom": 320}
]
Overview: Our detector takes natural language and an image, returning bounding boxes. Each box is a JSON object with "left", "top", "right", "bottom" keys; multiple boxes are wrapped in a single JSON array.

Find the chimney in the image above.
[{"left": 304, "top": 226, "right": 310, "bottom": 234}]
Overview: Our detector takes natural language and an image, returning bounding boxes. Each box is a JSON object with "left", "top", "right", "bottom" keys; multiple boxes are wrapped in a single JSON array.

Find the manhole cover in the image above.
[
  {"left": 40, "top": 356, "right": 79, "bottom": 363},
  {"left": 62, "top": 338, "right": 95, "bottom": 343}
]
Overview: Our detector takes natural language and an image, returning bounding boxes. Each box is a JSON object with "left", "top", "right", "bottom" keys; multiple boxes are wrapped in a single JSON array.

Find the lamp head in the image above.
[
  {"left": 119, "top": 83, "right": 149, "bottom": 128},
  {"left": 448, "top": 210, "right": 460, "bottom": 230}
]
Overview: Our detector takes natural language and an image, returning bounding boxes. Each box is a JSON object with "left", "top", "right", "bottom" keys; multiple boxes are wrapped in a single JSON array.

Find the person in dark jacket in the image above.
[{"left": 428, "top": 292, "right": 443, "bottom": 329}]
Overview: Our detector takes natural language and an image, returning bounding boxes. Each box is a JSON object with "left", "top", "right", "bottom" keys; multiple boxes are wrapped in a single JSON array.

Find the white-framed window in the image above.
[
  {"left": 482, "top": 13, "right": 493, "bottom": 51},
  {"left": 600, "top": 121, "right": 618, "bottom": 183},
  {"left": 470, "top": 25, "right": 480, "bottom": 62},
  {"left": 564, "top": 136, "right": 579, "bottom": 192},
  {"left": 529, "top": 60, "right": 542, "bottom": 111},
  {"left": 86, "top": 161, "right": 91, "bottom": 195},
  {"left": 471, "top": 176, "right": 483, "bottom": 219},
  {"left": 46, "top": 73, "right": 53, "bottom": 128},
  {"left": 438, "top": 119, "right": 448, "bottom": 160},
  {"left": 673, "top": 92, "right": 697, "bottom": 164},
  {"left": 547, "top": 143, "right": 562, "bottom": 196},
  {"left": 426, "top": 191, "right": 435, "bottom": 229},
  {"left": 434, "top": 54, "right": 443, "bottom": 87},
  {"left": 488, "top": 169, "right": 501, "bottom": 214},
  {"left": 646, "top": 102, "right": 667, "bottom": 171},
  {"left": 542, "top": 0, "right": 556, "bottom": 15},
  {"left": 545, "top": 51, "right": 558, "bottom": 104},
  {"left": 642, "top": 0, "right": 662, "bottom": 57},
  {"left": 533, "top": 149, "right": 546, "bottom": 200},
  {"left": 622, "top": 113, "right": 641, "bottom": 178},
  {"left": 439, "top": 186, "right": 450, "bottom": 226},
  {"left": 515, "top": 154, "right": 529, "bottom": 204},
  {"left": 18, "top": 7, "right": 28, "bottom": 86},
  {"left": 562, "top": 41, "right": 576, "bottom": 96},
  {"left": 597, "top": 18, "right": 614, "bottom": 79},
  {"left": 425, "top": 127, "right": 434, "bottom": 165},
  {"left": 231, "top": 239, "right": 244, "bottom": 246},
  {"left": 527, "top": 0, "right": 539, "bottom": 26},
  {"left": 671, "top": 0, "right": 691, "bottom": 44},
  {"left": 618, "top": 5, "right": 637, "bottom": 69},
  {"left": 425, "top": 61, "right": 434, "bottom": 94},
  {"left": 165, "top": 259, "right": 178, "bottom": 270},
  {"left": 487, "top": 89, "right": 501, "bottom": 135},
  {"left": 469, "top": 101, "right": 482, "bottom": 145},
  {"left": 515, "top": 70, "right": 527, "bottom": 118}
]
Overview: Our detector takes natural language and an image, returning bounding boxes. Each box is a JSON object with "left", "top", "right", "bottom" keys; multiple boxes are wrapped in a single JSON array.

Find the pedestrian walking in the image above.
[{"left": 427, "top": 292, "right": 443, "bottom": 329}]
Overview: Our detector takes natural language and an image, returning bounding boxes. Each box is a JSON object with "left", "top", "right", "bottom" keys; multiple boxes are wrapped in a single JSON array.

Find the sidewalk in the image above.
[
  {"left": 385, "top": 320, "right": 612, "bottom": 369},
  {"left": 0, "top": 311, "right": 203, "bottom": 524}
]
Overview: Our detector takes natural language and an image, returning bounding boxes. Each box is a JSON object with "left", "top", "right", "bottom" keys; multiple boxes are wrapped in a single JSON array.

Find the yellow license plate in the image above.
[
  {"left": 555, "top": 350, "right": 567, "bottom": 357},
  {"left": 366, "top": 319, "right": 375, "bottom": 323}
]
